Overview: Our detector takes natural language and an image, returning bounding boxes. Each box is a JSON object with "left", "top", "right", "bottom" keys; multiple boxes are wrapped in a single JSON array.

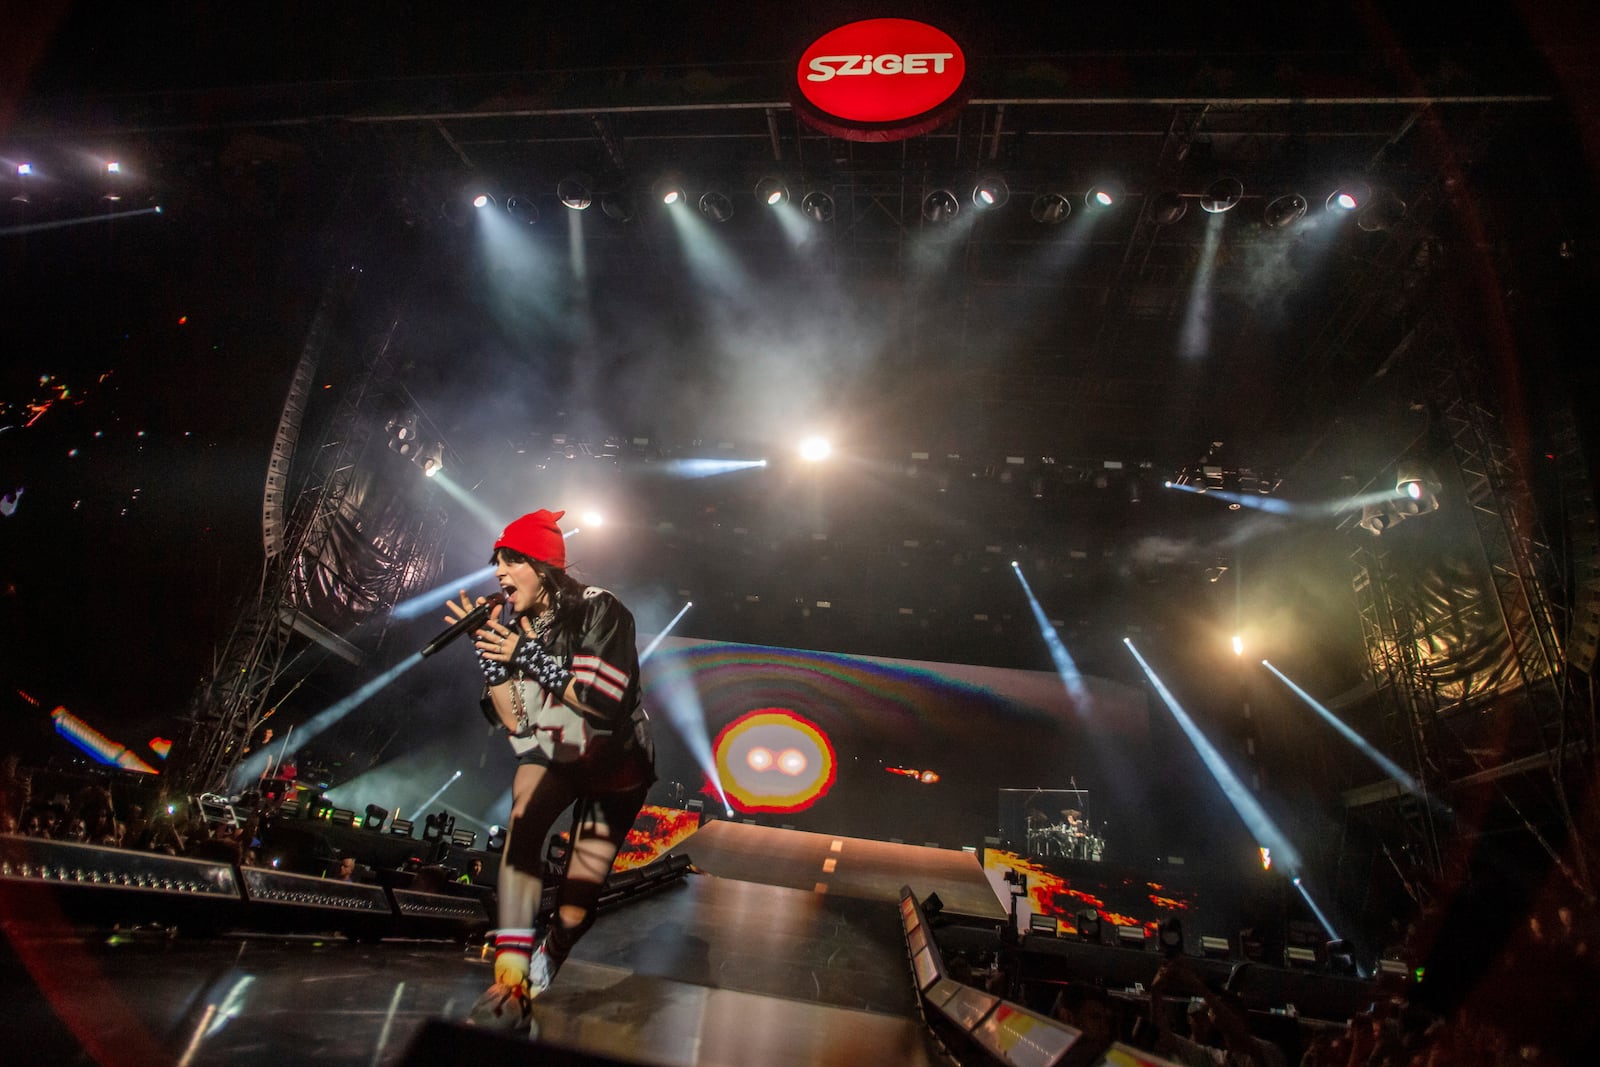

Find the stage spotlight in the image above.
[
  {"left": 1199, "top": 176, "right": 1244, "bottom": 214},
  {"left": 755, "top": 176, "right": 789, "bottom": 206},
  {"left": 922, "top": 188, "right": 959, "bottom": 222},
  {"left": 105, "top": 161, "right": 121, "bottom": 174},
  {"left": 972, "top": 174, "right": 1009, "bottom": 209},
  {"left": 1200, "top": 935, "right": 1232, "bottom": 959},
  {"left": 17, "top": 163, "right": 34, "bottom": 176},
  {"left": 557, "top": 173, "right": 593, "bottom": 210},
  {"left": 1326, "top": 180, "right": 1372, "bottom": 213},
  {"left": 1395, "top": 462, "right": 1441, "bottom": 513},
  {"left": 1231, "top": 635, "right": 1245, "bottom": 657},
  {"left": 698, "top": 187, "right": 734, "bottom": 223},
  {"left": 1148, "top": 190, "right": 1188, "bottom": 226},
  {"left": 450, "top": 828, "right": 477, "bottom": 849},
  {"left": 418, "top": 443, "right": 445, "bottom": 478},
  {"left": 600, "top": 190, "right": 636, "bottom": 223},
  {"left": 800, "top": 189, "right": 835, "bottom": 222},
  {"left": 487, "top": 825, "right": 506, "bottom": 853},
  {"left": 472, "top": 193, "right": 495, "bottom": 210},
  {"left": 1359, "top": 501, "right": 1401, "bottom": 536},
  {"left": 389, "top": 818, "right": 414, "bottom": 838},
  {"left": 1325, "top": 939, "right": 1357, "bottom": 975},
  {"left": 580, "top": 509, "right": 604, "bottom": 527},
  {"left": 653, "top": 176, "right": 686, "bottom": 206},
  {"left": 423, "top": 811, "right": 455, "bottom": 842},
  {"left": 1358, "top": 189, "right": 1407, "bottom": 232},
  {"left": 1076, "top": 908, "right": 1102, "bottom": 942},
  {"left": 1263, "top": 192, "right": 1308, "bottom": 229},
  {"left": 798, "top": 435, "right": 832, "bottom": 462},
  {"left": 1085, "top": 181, "right": 1123, "bottom": 210},
  {"left": 505, "top": 194, "right": 540, "bottom": 225},
  {"left": 387, "top": 416, "right": 419, "bottom": 454},
  {"left": 1030, "top": 191, "right": 1071, "bottom": 224},
  {"left": 1030, "top": 913, "right": 1060, "bottom": 937}
]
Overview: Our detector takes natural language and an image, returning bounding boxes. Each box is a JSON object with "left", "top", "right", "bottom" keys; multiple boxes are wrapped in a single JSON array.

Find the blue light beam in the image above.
[
  {"left": 1179, "top": 211, "right": 1225, "bottom": 358},
  {"left": 1123, "top": 638, "right": 1302, "bottom": 874},
  {"left": 1163, "top": 482, "right": 1407, "bottom": 517},
  {"left": 1012, "top": 562, "right": 1091, "bottom": 712},
  {"left": 431, "top": 473, "right": 506, "bottom": 535},
  {"left": 0, "top": 204, "right": 163, "bottom": 237},
  {"left": 1262, "top": 660, "right": 1426, "bottom": 796},
  {"left": 408, "top": 770, "right": 464, "bottom": 823},
  {"left": 233, "top": 653, "right": 428, "bottom": 783},
  {"left": 646, "top": 654, "right": 734, "bottom": 816},
  {"left": 1293, "top": 876, "right": 1341, "bottom": 940},
  {"left": 391, "top": 565, "right": 498, "bottom": 620},
  {"left": 639, "top": 602, "right": 693, "bottom": 664},
  {"left": 651, "top": 458, "right": 768, "bottom": 479}
]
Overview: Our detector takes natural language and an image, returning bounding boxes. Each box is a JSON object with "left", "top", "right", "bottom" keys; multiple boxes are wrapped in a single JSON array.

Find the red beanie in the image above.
[{"left": 493, "top": 509, "right": 566, "bottom": 568}]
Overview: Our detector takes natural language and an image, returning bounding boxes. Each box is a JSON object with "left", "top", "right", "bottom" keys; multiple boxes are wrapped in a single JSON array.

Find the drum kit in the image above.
[{"left": 1027, "top": 808, "right": 1105, "bottom": 861}]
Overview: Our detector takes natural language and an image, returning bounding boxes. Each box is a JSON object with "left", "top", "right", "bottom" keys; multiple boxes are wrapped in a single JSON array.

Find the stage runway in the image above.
[
  {"left": 680, "top": 820, "right": 1008, "bottom": 922},
  {"left": 1, "top": 823, "right": 998, "bottom": 1065}
]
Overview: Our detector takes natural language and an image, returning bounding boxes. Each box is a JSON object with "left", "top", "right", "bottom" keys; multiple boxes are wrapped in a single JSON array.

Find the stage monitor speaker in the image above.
[
  {"left": 237, "top": 866, "right": 391, "bottom": 938},
  {"left": 1284, "top": 945, "right": 1320, "bottom": 969},
  {"left": 1116, "top": 924, "right": 1149, "bottom": 949},
  {"left": 389, "top": 887, "right": 491, "bottom": 940},
  {"left": 0, "top": 836, "right": 240, "bottom": 934}
]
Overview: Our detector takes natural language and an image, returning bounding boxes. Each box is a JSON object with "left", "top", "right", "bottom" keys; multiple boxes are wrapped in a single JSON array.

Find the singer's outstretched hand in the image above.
[
  {"left": 444, "top": 590, "right": 535, "bottom": 665},
  {"left": 443, "top": 590, "right": 488, "bottom": 627}
]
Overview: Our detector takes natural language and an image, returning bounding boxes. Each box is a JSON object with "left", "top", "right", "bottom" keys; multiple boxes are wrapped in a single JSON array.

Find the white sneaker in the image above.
[{"left": 527, "top": 941, "right": 559, "bottom": 996}]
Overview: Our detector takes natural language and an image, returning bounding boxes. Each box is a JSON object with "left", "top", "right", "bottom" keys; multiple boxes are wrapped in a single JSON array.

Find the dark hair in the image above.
[{"left": 492, "top": 547, "right": 588, "bottom": 636}]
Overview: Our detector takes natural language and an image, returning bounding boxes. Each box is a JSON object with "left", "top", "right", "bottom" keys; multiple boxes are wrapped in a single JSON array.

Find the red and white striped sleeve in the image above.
[{"left": 568, "top": 588, "right": 639, "bottom": 727}]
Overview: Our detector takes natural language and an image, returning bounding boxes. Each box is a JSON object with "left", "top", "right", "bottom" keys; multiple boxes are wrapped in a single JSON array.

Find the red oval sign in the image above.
[{"left": 797, "top": 18, "right": 966, "bottom": 126}]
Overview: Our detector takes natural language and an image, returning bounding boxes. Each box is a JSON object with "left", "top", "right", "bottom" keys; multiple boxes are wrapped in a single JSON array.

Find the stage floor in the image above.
[{"left": 0, "top": 823, "right": 996, "bottom": 1065}]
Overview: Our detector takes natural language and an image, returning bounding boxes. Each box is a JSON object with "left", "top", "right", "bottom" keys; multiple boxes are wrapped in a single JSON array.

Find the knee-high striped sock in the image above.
[{"left": 492, "top": 928, "right": 536, "bottom": 988}]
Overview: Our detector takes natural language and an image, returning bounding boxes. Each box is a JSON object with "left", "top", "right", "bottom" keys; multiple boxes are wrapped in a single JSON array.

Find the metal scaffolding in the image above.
[
  {"left": 172, "top": 274, "right": 449, "bottom": 795},
  {"left": 1344, "top": 319, "right": 1595, "bottom": 898}
]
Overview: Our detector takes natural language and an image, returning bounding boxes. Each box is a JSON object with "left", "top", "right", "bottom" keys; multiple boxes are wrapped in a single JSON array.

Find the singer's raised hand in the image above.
[{"left": 443, "top": 590, "right": 487, "bottom": 626}]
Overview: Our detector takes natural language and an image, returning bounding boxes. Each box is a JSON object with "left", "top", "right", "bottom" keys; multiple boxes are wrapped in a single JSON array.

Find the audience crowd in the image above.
[{"left": 3, "top": 754, "right": 1595, "bottom": 1065}]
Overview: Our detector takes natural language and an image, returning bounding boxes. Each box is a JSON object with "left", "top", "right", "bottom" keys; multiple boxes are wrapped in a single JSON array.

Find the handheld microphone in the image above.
[{"left": 421, "top": 593, "right": 506, "bottom": 658}]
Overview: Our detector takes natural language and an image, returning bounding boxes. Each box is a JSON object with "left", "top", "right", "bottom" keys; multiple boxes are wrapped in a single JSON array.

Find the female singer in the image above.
[{"left": 443, "top": 508, "right": 654, "bottom": 1031}]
